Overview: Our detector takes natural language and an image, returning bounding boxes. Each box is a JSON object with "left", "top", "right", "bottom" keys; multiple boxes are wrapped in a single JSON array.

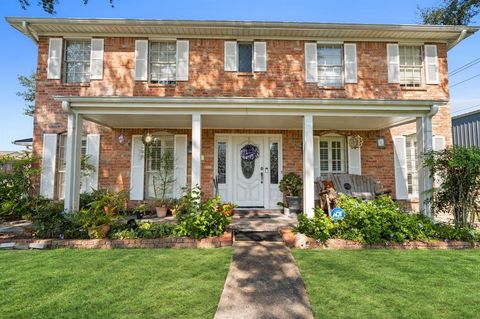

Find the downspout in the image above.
[
  {"left": 448, "top": 29, "right": 467, "bottom": 50},
  {"left": 427, "top": 104, "right": 439, "bottom": 118},
  {"left": 22, "top": 21, "right": 38, "bottom": 45}
]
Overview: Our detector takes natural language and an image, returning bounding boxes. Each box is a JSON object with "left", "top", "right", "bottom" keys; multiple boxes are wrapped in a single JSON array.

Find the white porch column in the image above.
[
  {"left": 303, "top": 114, "right": 315, "bottom": 218},
  {"left": 416, "top": 115, "right": 434, "bottom": 217},
  {"left": 191, "top": 113, "right": 202, "bottom": 188},
  {"left": 64, "top": 111, "right": 83, "bottom": 212}
]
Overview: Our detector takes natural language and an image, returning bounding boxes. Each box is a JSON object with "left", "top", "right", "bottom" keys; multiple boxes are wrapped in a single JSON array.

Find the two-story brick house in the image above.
[{"left": 7, "top": 17, "right": 477, "bottom": 217}]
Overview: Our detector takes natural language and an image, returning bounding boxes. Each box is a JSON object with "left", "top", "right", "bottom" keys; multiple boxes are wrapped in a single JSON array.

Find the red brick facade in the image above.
[{"left": 32, "top": 36, "right": 452, "bottom": 203}]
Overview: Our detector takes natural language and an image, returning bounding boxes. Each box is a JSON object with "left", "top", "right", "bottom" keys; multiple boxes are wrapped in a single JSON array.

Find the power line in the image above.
[
  {"left": 452, "top": 103, "right": 480, "bottom": 115},
  {"left": 450, "top": 72, "right": 480, "bottom": 88},
  {"left": 449, "top": 57, "right": 480, "bottom": 77}
]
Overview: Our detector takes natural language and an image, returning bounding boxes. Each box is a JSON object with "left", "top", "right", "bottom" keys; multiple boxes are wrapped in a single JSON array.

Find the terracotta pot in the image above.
[
  {"left": 103, "top": 206, "right": 117, "bottom": 216},
  {"left": 156, "top": 206, "right": 168, "bottom": 218},
  {"left": 88, "top": 224, "right": 111, "bottom": 239}
]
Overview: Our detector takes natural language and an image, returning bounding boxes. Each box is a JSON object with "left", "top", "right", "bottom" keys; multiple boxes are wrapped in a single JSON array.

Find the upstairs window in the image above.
[
  {"left": 317, "top": 44, "right": 343, "bottom": 87},
  {"left": 399, "top": 45, "right": 423, "bottom": 88},
  {"left": 149, "top": 42, "right": 176, "bottom": 84},
  {"left": 64, "top": 39, "right": 91, "bottom": 83},
  {"left": 238, "top": 42, "right": 253, "bottom": 73}
]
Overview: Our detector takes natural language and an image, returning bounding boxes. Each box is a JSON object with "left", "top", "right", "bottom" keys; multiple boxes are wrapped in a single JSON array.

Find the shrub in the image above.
[
  {"left": 173, "top": 187, "right": 232, "bottom": 239},
  {"left": 279, "top": 172, "right": 303, "bottom": 196},
  {"left": 424, "top": 146, "right": 480, "bottom": 226},
  {"left": 29, "top": 196, "right": 65, "bottom": 238},
  {"left": 293, "top": 195, "right": 480, "bottom": 243},
  {"left": 0, "top": 153, "right": 39, "bottom": 221},
  {"left": 109, "top": 221, "right": 174, "bottom": 240}
]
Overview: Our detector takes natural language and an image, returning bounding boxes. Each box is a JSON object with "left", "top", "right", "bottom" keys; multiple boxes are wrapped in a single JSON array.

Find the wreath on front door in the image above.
[
  {"left": 240, "top": 144, "right": 259, "bottom": 161},
  {"left": 240, "top": 144, "right": 259, "bottom": 179}
]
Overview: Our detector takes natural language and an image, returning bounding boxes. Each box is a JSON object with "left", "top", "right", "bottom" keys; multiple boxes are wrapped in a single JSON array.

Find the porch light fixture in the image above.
[
  {"left": 142, "top": 131, "right": 153, "bottom": 145},
  {"left": 377, "top": 136, "right": 385, "bottom": 149},
  {"left": 118, "top": 132, "right": 126, "bottom": 145},
  {"left": 348, "top": 135, "right": 364, "bottom": 149}
]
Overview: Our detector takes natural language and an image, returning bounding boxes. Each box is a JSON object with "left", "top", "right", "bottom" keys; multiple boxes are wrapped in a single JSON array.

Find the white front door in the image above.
[{"left": 233, "top": 136, "right": 264, "bottom": 207}]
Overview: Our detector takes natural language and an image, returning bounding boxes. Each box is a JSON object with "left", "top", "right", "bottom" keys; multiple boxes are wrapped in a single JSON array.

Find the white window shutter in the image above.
[
  {"left": 47, "top": 38, "right": 63, "bottom": 80},
  {"left": 134, "top": 40, "right": 148, "bottom": 81},
  {"left": 393, "top": 136, "right": 408, "bottom": 200},
  {"left": 90, "top": 39, "right": 104, "bottom": 80},
  {"left": 83, "top": 134, "right": 100, "bottom": 193},
  {"left": 253, "top": 41, "right": 267, "bottom": 72},
  {"left": 130, "top": 135, "right": 145, "bottom": 200},
  {"left": 425, "top": 44, "right": 439, "bottom": 84},
  {"left": 347, "top": 136, "right": 362, "bottom": 175},
  {"left": 40, "top": 134, "right": 57, "bottom": 199},
  {"left": 344, "top": 43, "right": 358, "bottom": 84},
  {"left": 174, "top": 135, "right": 188, "bottom": 198},
  {"left": 224, "top": 41, "right": 238, "bottom": 71},
  {"left": 313, "top": 136, "right": 320, "bottom": 178},
  {"left": 176, "top": 40, "right": 189, "bottom": 81},
  {"left": 304, "top": 42, "right": 318, "bottom": 83},
  {"left": 387, "top": 43, "right": 400, "bottom": 84}
]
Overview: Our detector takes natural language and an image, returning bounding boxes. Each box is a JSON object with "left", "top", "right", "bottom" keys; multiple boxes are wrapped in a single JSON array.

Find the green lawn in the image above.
[
  {"left": 293, "top": 249, "right": 480, "bottom": 319},
  {"left": 0, "top": 248, "right": 232, "bottom": 319}
]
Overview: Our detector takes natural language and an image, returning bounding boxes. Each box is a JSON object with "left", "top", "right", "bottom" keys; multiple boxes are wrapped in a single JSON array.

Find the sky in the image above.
[{"left": 0, "top": 0, "right": 479, "bottom": 151}]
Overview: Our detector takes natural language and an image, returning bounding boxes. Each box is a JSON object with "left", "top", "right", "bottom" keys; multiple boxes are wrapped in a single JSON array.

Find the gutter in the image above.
[
  {"left": 428, "top": 105, "right": 440, "bottom": 117},
  {"left": 448, "top": 29, "right": 468, "bottom": 50},
  {"left": 22, "top": 21, "right": 38, "bottom": 44}
]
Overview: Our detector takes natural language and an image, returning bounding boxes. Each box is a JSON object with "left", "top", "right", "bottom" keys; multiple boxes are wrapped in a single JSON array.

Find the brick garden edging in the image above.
[
  {"left": 0, "top": 232, "right": 232, "bottom": 250},
  {"left": 280, "top": 229, "right": 480, "bottom": 250}
]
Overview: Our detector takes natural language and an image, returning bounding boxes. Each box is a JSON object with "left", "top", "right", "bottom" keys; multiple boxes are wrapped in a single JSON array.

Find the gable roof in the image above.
[{"left": 6, "top": 17, "right": 478, "bottom": 49}]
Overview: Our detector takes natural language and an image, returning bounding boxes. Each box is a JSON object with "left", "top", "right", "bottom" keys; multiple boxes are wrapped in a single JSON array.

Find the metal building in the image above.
[{"left": 452, "top": 110, "right": 480, "bottom": 147}]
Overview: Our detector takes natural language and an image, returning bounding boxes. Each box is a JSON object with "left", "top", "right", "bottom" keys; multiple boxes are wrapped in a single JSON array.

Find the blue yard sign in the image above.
[{"left": 330, "top": 207, "right": 345, "bottom": 221}]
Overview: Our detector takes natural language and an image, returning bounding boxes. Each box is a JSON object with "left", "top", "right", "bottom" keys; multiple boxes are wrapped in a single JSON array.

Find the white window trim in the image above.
[
  {"left": 144, "top": 134, "right": 176, "bottom": 199},
  {"left": 148, "top": 40, "right": 177, "bottom": 84},
  {"left": 237, "top": 41, "right": 254, "bottom": 73},
  {"left": 318, "top": 135, "right": 346, "bottom": 174},
  {"left": 316, "top": 42, "right": 345, "bottom": 87},
  {"left": 63, "top": 38, "right": 92, "bottom": 84},
  {"left": 56, "top": 134, "right": 87, "bottom": 200},
  {"left": 399, "top": 45, "right": 425, "bottom": 88},
  {"left": 405, "top": 134, "right": 419, "bottom": 199}
]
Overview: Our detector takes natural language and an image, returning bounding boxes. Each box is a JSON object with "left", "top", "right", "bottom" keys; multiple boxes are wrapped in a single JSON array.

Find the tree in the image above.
[
  {"left": 16, "top": 72, "right": 36, "bottom": 117},
  {"left": 419, "top": 0, "right": 480, "bottom": 25},
  {"left": 19, "top": 0, "right": 114, "bottom": 15}
]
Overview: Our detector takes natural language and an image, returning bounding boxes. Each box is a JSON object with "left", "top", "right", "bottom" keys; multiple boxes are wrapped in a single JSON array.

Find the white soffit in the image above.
[{"left": 7, "top": 17, "right": 478, "bottom": 48}]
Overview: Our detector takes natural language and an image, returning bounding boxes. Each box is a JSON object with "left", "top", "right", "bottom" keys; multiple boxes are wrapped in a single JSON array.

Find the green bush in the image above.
[
  {"left": 173, "top": 187, "right": 232, "bottom": 239},
  {"left": 279, "top": 172, "right": 303, "bottom": 196},
  {"left": 0, "top": 153, "right": 39, "bottom": 221},
  {"left": 29, "top": 196, "right": 65, "bottom": 238},
  {"left": 109, "top": 221, "right": 174, "bottom": 240},
  {"left": 424, "top": 146, "right": 480, "bottom": 225},
  {"left": 294, "top": 195, "right": 480, "bottom": 243}
]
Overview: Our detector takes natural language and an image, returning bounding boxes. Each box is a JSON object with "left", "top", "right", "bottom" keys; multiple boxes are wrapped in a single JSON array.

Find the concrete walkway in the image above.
[{"left": 215, "top": 241, "right": 314, "bottom": 319}]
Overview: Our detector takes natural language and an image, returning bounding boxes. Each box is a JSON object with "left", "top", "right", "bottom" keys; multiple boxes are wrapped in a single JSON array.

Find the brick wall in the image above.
[{"left": 32, "top": 36, "right": 451, "bottom": 202}]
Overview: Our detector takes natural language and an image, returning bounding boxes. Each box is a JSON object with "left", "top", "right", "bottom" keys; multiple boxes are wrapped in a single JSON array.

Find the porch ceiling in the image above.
[{"left": 83, "top": 114, "right": 414, "bottom": 130}]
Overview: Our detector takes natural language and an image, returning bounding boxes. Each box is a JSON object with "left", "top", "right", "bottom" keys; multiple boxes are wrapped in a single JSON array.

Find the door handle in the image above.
[{"left": 261, "top": 172, "right": 264, "bottom": 184}]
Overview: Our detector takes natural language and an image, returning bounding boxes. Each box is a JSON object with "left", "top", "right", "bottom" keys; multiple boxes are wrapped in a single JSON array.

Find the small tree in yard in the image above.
[{"left": 424, "top": 146, "right": 480, "bottom": 226}]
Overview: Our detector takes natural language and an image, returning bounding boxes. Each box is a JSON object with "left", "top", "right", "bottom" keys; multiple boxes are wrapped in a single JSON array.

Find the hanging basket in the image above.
[{"left": 240, "top": 144, "right": 259, "bottom": 162}]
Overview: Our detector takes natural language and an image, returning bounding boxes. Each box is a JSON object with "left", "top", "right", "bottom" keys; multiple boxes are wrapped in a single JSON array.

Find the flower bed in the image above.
[
  {"left": 281, "top": 229, "right": 479, "bottom": 250},
  {"left": 0, "top": 232, "right": 232, "bottom": 249}
]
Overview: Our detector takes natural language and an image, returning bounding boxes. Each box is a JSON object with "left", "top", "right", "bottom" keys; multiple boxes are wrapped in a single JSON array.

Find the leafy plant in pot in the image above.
[
  {"left": 279, "top": 172, "right": 303, "bottom": 213},
  {"left": 152, "top": 148, "right": 176, "bottom": 218}
]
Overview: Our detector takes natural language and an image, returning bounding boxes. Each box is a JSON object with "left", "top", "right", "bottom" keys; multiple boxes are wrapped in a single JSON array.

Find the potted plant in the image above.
[
  {"left": 89, "top": 189, "right": 127, "bottom": 216},
  {"left": 279, "top": 172, "right": 303, "bottom": 213},
  {"left": 152, "top": 148, "right": 176, "bottom": 218}
]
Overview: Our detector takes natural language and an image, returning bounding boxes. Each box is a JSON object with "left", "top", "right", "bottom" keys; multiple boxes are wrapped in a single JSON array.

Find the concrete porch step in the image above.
[{"left": 234, "top": 231, "right": 283, "bottom": 242}]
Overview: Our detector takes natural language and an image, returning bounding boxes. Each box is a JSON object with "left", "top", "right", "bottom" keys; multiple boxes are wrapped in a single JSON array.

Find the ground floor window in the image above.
[
  {"left": 319, "top": 136, "right": 346, "bottom": 174},
  {"left": 406, "top": 134, "right": 418, "bottom": 197},
  {"left": 144, "top": 135, "right": 175, "bottom": 199},
  {"left": 56, "top": 134, "right": 87, "bottom": 199}
]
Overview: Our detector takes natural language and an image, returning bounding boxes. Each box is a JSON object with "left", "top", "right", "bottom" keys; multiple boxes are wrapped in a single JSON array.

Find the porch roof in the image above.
[
  {"left": 7, "top": 17, "right": 478, "bottom": 49},
  {"left": 55, "top": 96, "right": 446, "bottom": 131}
]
